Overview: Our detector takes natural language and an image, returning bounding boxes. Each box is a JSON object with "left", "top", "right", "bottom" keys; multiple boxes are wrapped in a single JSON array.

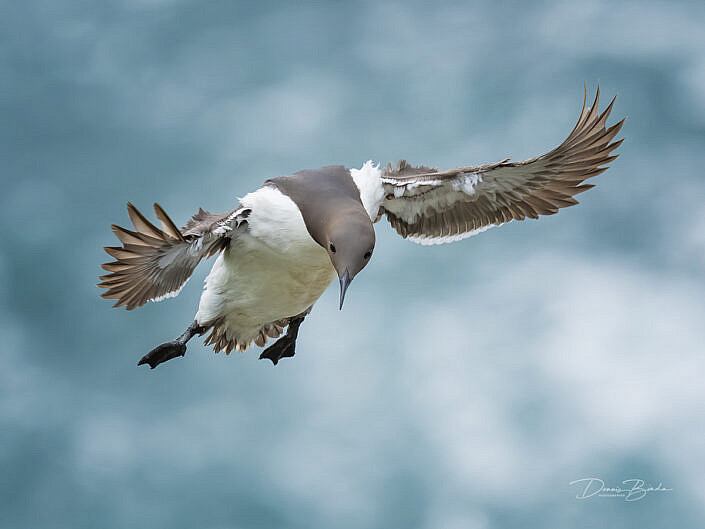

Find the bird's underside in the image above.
[{"left": 98, "top": 87, "right": 624, "bottom": 369}]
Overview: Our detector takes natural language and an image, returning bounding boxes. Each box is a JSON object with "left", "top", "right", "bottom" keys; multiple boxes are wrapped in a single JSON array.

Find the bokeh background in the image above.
[{"left": 2, "top": 1, "right": 704, "bottom": 527}]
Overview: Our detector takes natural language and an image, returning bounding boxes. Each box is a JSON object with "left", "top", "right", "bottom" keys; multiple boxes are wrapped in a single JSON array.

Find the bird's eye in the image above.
[
  {"left": 329, "top": 243, "right": 336, "bottom": 253},
  {"left": 364, "top": 251, "right": 372, "bottom": 260}
]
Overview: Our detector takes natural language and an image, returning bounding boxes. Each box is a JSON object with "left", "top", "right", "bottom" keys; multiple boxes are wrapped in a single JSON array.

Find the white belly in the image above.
[{"left": 194, "top": 186, "right": 336, "bottom": 345}]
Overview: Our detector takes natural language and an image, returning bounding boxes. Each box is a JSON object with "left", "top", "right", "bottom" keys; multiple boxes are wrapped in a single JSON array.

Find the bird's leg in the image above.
[
  {"left": 138, "top": 321, "right": 205, "bottom": 369},
  {"left": 259, "top": 313, "right": 307, "bottom": 365}
]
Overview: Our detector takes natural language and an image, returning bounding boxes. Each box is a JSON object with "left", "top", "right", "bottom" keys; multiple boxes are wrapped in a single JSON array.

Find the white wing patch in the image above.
[
  {"left": 450, "top": 172, "right": 483, "bottom": 195},
  {"left": 406, "top": 224, "right": 497, "bottom": 245},
  {"left": 149, "top": 276, "right": 190, "bottom": 302}
]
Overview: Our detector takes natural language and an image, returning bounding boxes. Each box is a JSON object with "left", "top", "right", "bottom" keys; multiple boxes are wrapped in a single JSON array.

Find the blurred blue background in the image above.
[{"left": 2, "top": 1, "right": 704, "bottom": 527}]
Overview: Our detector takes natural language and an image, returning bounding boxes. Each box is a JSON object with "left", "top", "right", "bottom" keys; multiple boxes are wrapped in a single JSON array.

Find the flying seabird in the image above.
[{"left": 99, "top": 88, "right": 624, "bottom": 368}]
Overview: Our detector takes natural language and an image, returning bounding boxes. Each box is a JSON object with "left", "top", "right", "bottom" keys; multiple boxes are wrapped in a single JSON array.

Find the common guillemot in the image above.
[{"left": 99, "top": 88, "right": 624, "bottom": 368}]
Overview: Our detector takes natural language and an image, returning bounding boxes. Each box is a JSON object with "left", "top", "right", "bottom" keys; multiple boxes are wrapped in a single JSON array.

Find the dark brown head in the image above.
[
  {"left": 324, "top": 210, "right": 375, "bottom": 309},
  {"left": 264, "top": 165, "right": 376, "bottom": 309}
]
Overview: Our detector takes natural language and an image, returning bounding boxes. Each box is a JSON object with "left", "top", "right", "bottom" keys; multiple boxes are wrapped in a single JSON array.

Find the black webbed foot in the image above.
[
  {"left": 259, "top": 314, "right": 306, "bottom": 365},
  {"left": 138, "top": 321, "right": 204, "bottom": 369},
  {"left": 138, "top": 340, "right": 187, "bottom": 369},
  {"left": 259, "top": 335, "right": 296, "bottom": 365}
]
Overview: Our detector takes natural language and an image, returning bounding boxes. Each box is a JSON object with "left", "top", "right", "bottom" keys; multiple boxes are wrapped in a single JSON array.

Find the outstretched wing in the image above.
[
  {"left": 98, "top": 203, "right": 250, "bottom": 310},
  {"left": 380, "top": 87, "right": 624, "bottom": 245}
]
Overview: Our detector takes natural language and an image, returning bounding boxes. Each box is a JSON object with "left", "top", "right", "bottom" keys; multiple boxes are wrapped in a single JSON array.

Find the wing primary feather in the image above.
[
  {"left": 154, "top": 203, "right": 186, "bottom": 241},
  {"left": 379, "top": 86, "right": 623, "bottom": 245},
  {"left": 127, "top": 202, "right": 164, "bottom": 238},
  {"left": 100, "top": 203, "right": 241, "bottom": 310}
]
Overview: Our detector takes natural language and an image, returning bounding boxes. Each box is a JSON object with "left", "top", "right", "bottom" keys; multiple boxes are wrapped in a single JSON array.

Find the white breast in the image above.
[{"left": 195, "top": 186, "right": 336, "bottom": 344}]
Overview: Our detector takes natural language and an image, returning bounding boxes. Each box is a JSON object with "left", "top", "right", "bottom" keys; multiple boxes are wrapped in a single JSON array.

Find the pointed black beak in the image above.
[{"left": 339, "top": 269, "right": 351, "bottom": 310}]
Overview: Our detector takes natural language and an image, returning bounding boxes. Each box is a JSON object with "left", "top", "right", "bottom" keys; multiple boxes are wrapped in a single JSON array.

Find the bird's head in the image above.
[{"left": 324, "top": 212, "right": 375, "bottom": 310}]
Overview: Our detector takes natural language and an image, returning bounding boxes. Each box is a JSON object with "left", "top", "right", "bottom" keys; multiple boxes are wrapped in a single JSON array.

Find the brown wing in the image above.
[
  {"left": 380, "top": 87, "right": 625, "bottom": 244},
  {"left": 98, "top": 203, "right": 249, "bottom": 310}
]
